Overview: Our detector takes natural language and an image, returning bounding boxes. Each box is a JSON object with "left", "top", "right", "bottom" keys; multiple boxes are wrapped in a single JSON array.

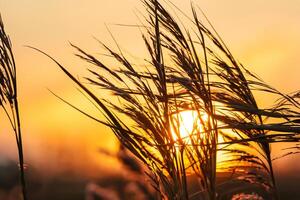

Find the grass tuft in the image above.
[
  {"left": 31, "top": 0, "right": 300, "bottom": 199},
  {"left": 0, "top": 15, "right": 27, "bottom": 200}
]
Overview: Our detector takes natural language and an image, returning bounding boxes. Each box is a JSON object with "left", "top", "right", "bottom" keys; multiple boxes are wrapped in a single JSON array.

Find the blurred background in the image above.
[{"left": 0, "top": 0, "right": 300, "bottom": 199}]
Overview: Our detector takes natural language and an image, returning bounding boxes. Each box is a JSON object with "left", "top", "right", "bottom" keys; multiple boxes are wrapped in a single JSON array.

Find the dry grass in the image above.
[
  {"left": 0, "top": 15, "right": 27, "bottom": 200},
  {"left": 29, "top": 0, "right": 300, "bottom": 199}
]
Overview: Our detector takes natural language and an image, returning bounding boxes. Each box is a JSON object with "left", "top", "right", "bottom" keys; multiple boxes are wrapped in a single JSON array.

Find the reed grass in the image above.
[
  {"left": 0, "top": 15, "right": 27, "bottom": 200},
  {"left": 31, "top": 0, "right": 300, "bottom": 199},
  {"left": 156, "top": 2, "right": 300, "bottom": 199}
]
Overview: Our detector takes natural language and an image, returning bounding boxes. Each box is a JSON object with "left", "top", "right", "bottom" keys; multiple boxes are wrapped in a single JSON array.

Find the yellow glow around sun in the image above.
[
  {"left": 171, "top": 110, "right": 229, "bottom": 167},
  {"left": 171, "top": 110, "right": 208, "bottom": 143}
]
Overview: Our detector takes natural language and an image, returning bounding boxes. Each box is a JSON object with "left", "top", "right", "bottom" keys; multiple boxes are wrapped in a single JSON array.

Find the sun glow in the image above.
[
  {"left": 171, "top": 110, "right": 229, "bottom": 167},
  {"left": 171, "top": 110, "right": 208, "bottom": 143}
]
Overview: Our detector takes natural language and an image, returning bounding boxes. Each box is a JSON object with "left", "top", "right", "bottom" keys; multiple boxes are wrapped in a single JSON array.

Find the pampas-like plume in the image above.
[
  {"left": 0, "top": 15, "right": 27, "bottom": 200},
  {"left": 31, "top": 0, "right": 300, "bottom": 199}
]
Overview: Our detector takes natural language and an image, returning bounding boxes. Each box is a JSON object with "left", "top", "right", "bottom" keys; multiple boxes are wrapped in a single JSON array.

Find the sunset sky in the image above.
[{"left": 0, "top": 0, "right": 300, "bottom": 179}]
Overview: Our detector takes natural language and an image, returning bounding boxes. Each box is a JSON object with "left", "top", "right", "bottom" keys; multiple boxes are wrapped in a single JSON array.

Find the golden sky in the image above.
[{"left": 0, "top": 0, "right": 300, "bottom": 177}]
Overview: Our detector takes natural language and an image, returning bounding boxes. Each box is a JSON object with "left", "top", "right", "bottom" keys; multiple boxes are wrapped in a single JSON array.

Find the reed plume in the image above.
[
  {"left": 0, "top": 15, "right": 27, "bottom": 200},
  {"left": 31, "top": 0, "right": 300, "bottom": 199}
]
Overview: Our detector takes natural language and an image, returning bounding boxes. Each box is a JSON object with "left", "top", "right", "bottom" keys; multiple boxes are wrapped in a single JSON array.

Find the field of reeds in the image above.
[{"left": 1, "top": 0, "right": 300, "bottom": 199}]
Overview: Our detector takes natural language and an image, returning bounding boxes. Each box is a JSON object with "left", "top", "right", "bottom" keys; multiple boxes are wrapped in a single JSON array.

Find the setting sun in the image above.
[
  {"left": 171, "top": 110, "right": 208, "bottom": 143},
  {"left": 1, "top": 0, "right": 300, "bottom": 199},
  {"left": 171, "top": 110, "right": 230, "bottom": 166}
]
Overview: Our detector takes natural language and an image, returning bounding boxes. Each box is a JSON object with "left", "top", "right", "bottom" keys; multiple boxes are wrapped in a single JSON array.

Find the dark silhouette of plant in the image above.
[
  {"left": 0, "top": 15, "right": 27, "bottom": 200},
  {"left": 138, "top": 1, "right": 300, "bottom": 199},
  {"left": 30, "top": 0, "right": 300, "bottom": 199}
]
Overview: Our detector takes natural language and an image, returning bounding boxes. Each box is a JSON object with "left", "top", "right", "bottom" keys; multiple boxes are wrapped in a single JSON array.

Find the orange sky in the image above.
[{"left": 0, "top": 0, "right": 300, "bottom": 178}]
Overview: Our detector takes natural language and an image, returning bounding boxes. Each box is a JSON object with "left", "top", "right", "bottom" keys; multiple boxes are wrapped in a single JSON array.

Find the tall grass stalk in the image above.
[
  {"left": 32, "top": 0, "right": 300, "bottom": 199},
  {"left": 0, "top": 15, "right": 27, "bottom": 200},
  {"left": 149, "top": 1, "right": 300, "bottom": 199}
]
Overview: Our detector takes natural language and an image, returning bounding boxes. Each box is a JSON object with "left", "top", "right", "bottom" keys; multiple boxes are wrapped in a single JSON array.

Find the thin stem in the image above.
[{"left": 14, "top": 99, "right": 27, "bottom": 200}]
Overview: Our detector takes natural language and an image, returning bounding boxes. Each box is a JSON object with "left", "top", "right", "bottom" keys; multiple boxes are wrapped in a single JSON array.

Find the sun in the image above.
[
  {"left": 171, "top": 110, "right": 208, "bottom": 143},
  {"left": 170, "top": 110, "right": 229, "bottom": 167}
]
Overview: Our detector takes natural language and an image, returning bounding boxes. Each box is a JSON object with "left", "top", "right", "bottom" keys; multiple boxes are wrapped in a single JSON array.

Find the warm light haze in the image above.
[{"left": 0, "top": 0, "right": 300, "bottom": 199}]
